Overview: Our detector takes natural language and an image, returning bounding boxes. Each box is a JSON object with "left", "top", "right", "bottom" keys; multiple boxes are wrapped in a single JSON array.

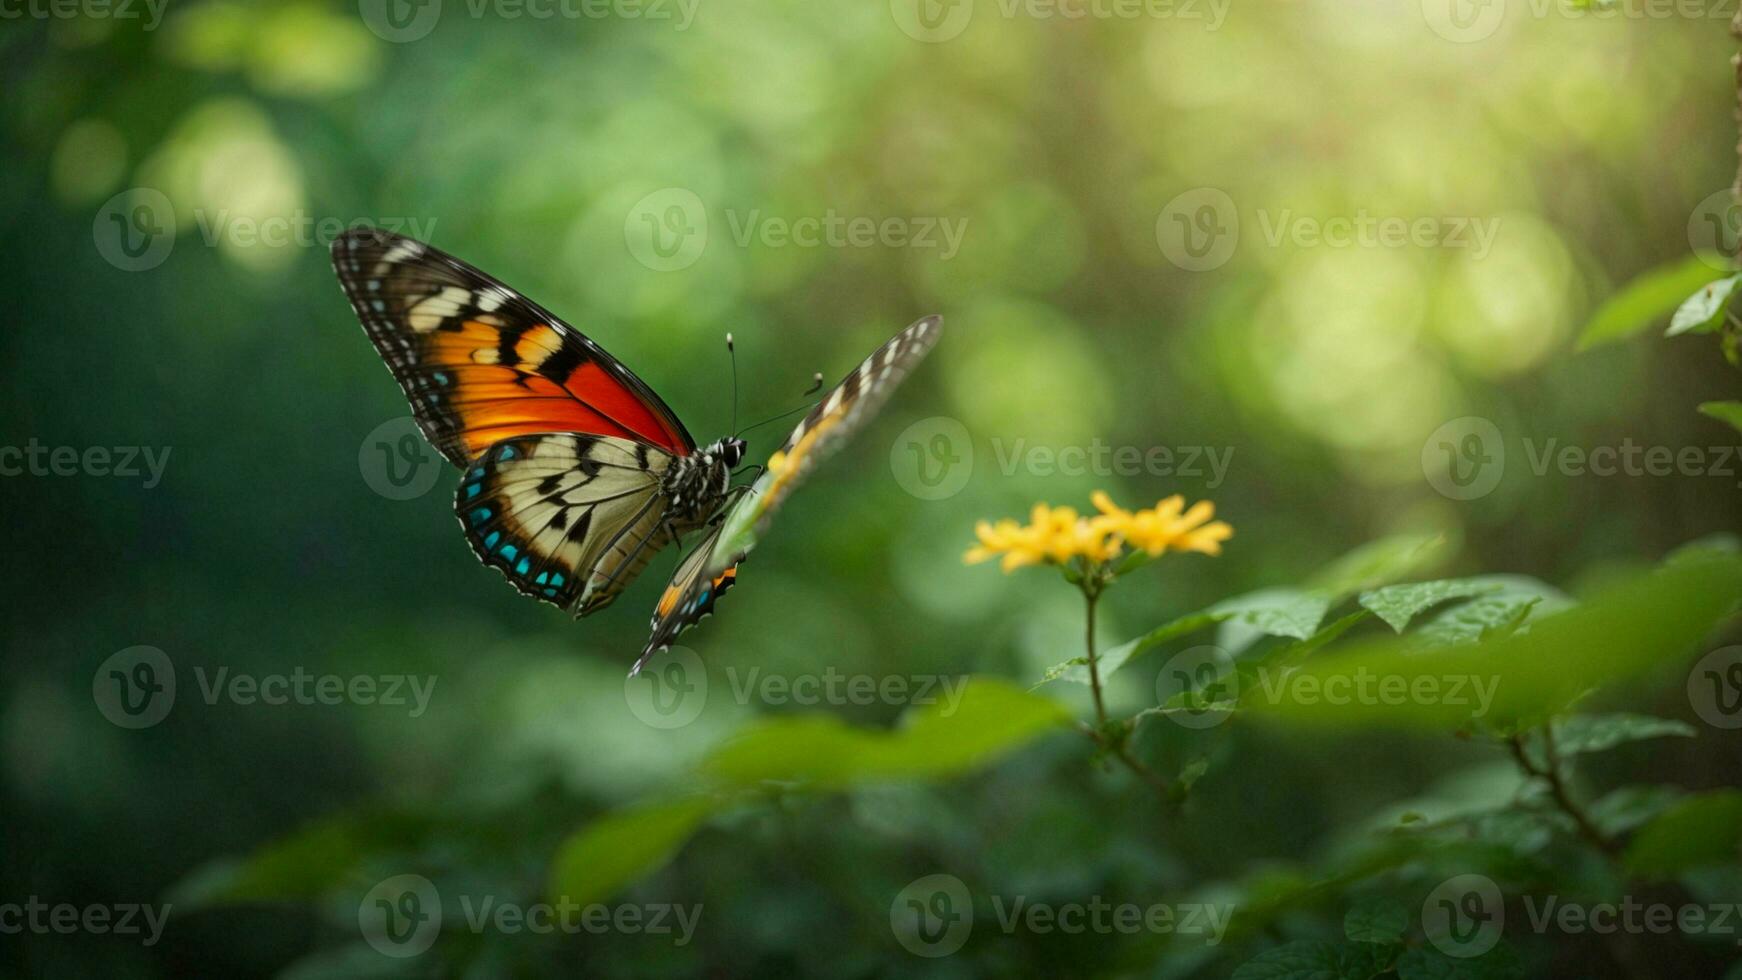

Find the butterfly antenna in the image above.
[
  {"left": 727, "top": 333, "right": 740, "bottom": 437},
  {"left": 738, "top": 372, "right": 826, "bottom": 439}
]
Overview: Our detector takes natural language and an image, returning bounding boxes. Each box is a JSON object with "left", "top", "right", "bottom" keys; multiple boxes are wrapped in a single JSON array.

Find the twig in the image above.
[
  {"left": 1732, "top": 5, "right": 1742, "bottom": 204},
  {"left": 1506, "top": 728, "right": 1620, "bottom": 856}
]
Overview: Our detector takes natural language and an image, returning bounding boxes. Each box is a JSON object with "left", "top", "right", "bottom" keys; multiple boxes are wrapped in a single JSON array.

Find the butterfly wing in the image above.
[
  {"left": 633, "top": 315, "right": 942, "bottom": 672},
  {"left": 632, "top": 525, "right": 738, "bottom": 674},
  {"left": 332, "top": 228, "right": 695, "bottom": 467},
  {"left": 458, "top": 433, "right": 683, "bottom": 616}
]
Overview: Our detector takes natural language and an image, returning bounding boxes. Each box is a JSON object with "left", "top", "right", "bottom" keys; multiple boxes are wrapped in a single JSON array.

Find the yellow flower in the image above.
[
  {"left": 965, "top": 491, "right": 1233, "bottom": 574},
  {"left": 964, "top": 502, "right": 1121, "bottom": 572},
  {"left": 1092, "top": 490, "right": 1233, "bottom": 556}
]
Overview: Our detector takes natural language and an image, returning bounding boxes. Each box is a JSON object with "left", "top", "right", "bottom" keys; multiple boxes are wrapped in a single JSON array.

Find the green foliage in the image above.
[
  {"left": 1667, "top": 273, "right": 1742, "bottom": 337},
  {"left": 1243, "top": 555, "right": 1742, "bottom": 729},
  {"left": 1577, "top": 254, "right": 1731, "bottom": 350},
  {"left": 549, "top": 797, "right": 717, "bottom": 907},
  {"left": 550, "top": 678, "right": 1069, "bottom": 902},
  {"left": 1359, "top": 579, "right": 1505, "bottom": 633},
  {"left": 1343, "top": 897, "right": 1409, "bottom": 944},
  {"left": 1699, "top": 400, "right": 1742, "bottom": 434},
  {"left": 1232, "top": 939, "right": 1400, "bottom": 980},
  {"left": 1623, "top": 790, "right": 1742, "bottom": 880}
]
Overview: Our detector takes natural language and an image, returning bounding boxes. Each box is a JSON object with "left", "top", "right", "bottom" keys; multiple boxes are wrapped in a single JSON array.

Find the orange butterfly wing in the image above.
[{"left": 332, "top": 229, "right": 693, "bottom": 466}]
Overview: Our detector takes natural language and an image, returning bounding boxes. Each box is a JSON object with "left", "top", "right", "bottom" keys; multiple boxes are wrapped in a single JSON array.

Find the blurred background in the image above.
[{"left": 3, "top": 0, "right": 1741, "bottom": 976}]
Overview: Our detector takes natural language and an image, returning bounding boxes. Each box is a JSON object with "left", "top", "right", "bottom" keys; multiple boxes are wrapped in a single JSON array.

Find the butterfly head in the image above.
[{"left": 721, "top": 437, "right": 747, "bottom": 469}]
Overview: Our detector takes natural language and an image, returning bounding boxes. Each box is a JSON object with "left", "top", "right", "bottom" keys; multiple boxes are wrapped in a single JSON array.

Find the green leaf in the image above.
[
  {"left": 1395, "top": 944, "right": 1524, "bottom": 980},
  {"left": 1360, "top": 579, "right": 1505, "bottom": 632},
  {"left": 1344, "top": 896, "right": 1409, "bottom": 944},
  {"left": 1308, "top": 532, "right": 1449, "bottom": 598},
  {"left": 1588, "top": 785, "right": 1684, "bottom": 837},
  {"left": 168, "top": 810, "right": 439, "bottom": 908},
  {"left": 548, "top": 795, "right": 716, "bottom": 906},
  {"left": 1624, "top": 790, "right": 1742, "bottom": 879},
  {"left": 1215, "top": 589, "right": 1335, "bottom": 643},
  {"left": 551, "top": 678, "right": 1070, "bottom": 905},
  {"left": 1548, "top": 713, "right": 1696, "bottom": 756},
  {"left": 1698, "top": 401, "right": 1742, "bottom": 435},
  {"left": 699, "top": 677, "right": 1070, "bottom": 788},
  {"left": 1037, "top": 656, "right": 1088, "bottom": 684},
  {"left": 1406, "top": 577, "right": 1569, "bottom": 646},
  {"left": 1232, "top": 939, "right": 1397, "bottom": 980},
  {"left": 1069, "top": 610, "right": 1228, "bottom": 682},
  {"left": 1093, "top": 535, "right": 1451, "bottom": 680},
  {"left": 1245, "top": 555, "right": 1742, "bottom": 729},
  {"left": 1667, "top": 273, "right": 1742, "bottom": 337},
  {"left": 1668, "top": 533, "right": 1741, "bottom": 565},
  {"left": 1577, "top": 253, "right": 1732, "bottom": 350}
]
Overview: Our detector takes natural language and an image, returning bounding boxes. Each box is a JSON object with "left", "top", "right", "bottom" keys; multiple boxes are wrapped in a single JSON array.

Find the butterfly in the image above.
[{"left": 331, "top": 228, "right": 941, "bottom": 673}]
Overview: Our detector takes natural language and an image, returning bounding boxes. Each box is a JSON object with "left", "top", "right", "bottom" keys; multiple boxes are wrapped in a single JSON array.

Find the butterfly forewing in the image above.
[
  {"left": 332, "top": 229, "right": 695, "bottom": 467},
  {"left": 637, "top": 315, "right": 943, "bottom": 669}
]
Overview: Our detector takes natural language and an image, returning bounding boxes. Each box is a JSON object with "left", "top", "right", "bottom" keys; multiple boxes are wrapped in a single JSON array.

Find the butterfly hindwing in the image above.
[
  {"left": 632, "top": 526, "right": 739, "bottom": 674},
  {"left": 635, "top": 315, "right": 943, "bottom": 669},
  {"left": 458, "top": 433, "right": 682, "bottom": 616},
  {"left": 332, "top": 229, "right": 695, "bottom": 468}
]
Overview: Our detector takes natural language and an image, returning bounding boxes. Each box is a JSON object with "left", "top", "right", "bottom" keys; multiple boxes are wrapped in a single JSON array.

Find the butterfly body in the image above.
[{"left": 332, "top": 228, "right": 939, "bottom": 671}]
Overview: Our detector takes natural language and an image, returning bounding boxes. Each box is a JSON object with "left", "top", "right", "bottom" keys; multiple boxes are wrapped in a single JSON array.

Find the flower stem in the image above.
[
  {"left": 1078, "top": 570, "right": 1176, "bottom": 809},
  {"left": 1084, "top": 585, "right": 1108, "bottom": 728}
]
